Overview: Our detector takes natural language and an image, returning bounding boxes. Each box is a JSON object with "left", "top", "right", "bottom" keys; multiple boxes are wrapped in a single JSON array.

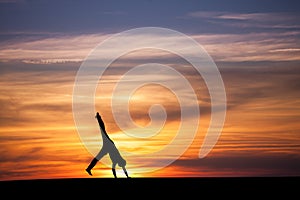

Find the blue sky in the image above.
[{"left": 1, "top": 0, "right": 299, "bottom": 36}]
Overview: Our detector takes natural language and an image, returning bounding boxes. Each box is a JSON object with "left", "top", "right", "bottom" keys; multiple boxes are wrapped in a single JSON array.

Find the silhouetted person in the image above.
[{"left": 85, "top": 112, "right": 130, "bottom": 178}]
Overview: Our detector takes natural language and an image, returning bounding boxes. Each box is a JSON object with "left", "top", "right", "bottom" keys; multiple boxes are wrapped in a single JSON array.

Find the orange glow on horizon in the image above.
[{"left": 1, "top": 37, "right": 300, "bottom": 181}]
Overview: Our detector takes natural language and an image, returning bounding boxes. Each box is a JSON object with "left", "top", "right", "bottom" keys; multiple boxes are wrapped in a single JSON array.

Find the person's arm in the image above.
[
  {"left": 95, "top": 112, "right": 106, "bottom": 132},
  {"left": 95, "top": 112, "right": 114, "bottom": 144}
]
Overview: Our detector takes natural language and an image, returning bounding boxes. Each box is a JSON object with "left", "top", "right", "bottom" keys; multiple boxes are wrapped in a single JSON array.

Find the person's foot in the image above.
[{"left": 86, "top": 169, "right": 92, "bottom": 176}]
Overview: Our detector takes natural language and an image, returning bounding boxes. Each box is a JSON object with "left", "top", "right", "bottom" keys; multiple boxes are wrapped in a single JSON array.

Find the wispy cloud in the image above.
[
  {"left": 185, "top": 11, "right": 300, "bottom": 29},
  {"left": 0, "top": 33, "right": 111, "bottom": 64},
  {"left": 0, "top": 30, "right": 300, "bottom": 64},
  {"left": 172, "top": 154, "right": 300, "bottom": 176},
  {"left": 192, "top": 31, "right": 300, "bottom": 62}
]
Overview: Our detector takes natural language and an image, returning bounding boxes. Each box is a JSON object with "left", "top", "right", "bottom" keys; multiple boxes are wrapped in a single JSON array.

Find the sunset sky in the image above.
[{"left": 1, "top": 0, "right": 300, "bottom": 181}]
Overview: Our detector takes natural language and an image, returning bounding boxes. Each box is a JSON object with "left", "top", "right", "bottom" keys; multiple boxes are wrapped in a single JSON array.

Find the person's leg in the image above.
[
  {"left": 86, "top": 149, "right": 107, "bottom": 176},
  {"left": 95, "top": 148, "right": 107, "bottom": 160},
  {"left": 112, "top": 163, "right": 117, "bottom": 178},
  {"left": 86, "top": 158, "right": 98, "bottom": 176},
  {"left": 122, "top": 166, "right": 130, "bottom": 178}
]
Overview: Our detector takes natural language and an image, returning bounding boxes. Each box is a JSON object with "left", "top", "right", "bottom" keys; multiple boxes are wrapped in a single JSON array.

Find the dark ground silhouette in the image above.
[{"left": 0, "top": 177, "right": 298, "bottom": 197}]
